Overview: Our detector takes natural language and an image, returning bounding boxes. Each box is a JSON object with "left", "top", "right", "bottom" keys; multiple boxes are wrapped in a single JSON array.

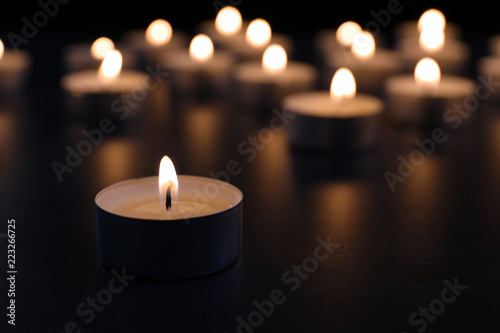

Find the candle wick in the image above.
[{"left": 166, "top": 181, "right": 173, "bottom": 214}]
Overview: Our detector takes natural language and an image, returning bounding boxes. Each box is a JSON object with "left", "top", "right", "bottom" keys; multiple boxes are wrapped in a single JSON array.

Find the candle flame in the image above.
[
  {"left": 419, "top": 28, "right": 444, "bottom": 52},
  {"left": 330, "top": 67, "right": 356, "bottom": 101},
  {"left": 352, "top": 31, "right": 375, "bottom": 59},
  {"left": 189, "top": 34, "right": 214, "bottom": 62},
  {"left": 415, "top": 57, "right": 441, "bottom": 89},
  {"left": 91, "top": 37, "right": 115, "bottom": 60},
  {"left": 215, "top": 6, "right": 242, "bottom": 36},
  {"left": 98, "top": 50, "right": 122, "bottom": 82},
  {"left": 158, "top": 155, "right": 179, "bottom": 212},
  {"left": 262, "top": 44, "right": 287, "bottom": 74},
  {"left": 146, "top": 19, "right": 173, "bottom": 46},
  {"left": 336, "top": 21, "right": 362, "bottom": 47},
  {"left": 0, "top": 39, "right": 4, "bottom": 61},
  {"left": 418, "top": 9, "right": 446, "bottom": 32},
  {"left": 246, "top": 18, "right": 272, "bottom": 47}
]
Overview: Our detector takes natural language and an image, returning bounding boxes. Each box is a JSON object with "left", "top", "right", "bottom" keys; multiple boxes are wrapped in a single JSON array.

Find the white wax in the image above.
[
  {"left": 116, "top": 200, "right": 228, "bottom": 220},
  {"left": 161, "top": 49, "right": 234, "bottom": 74},
  {"left": 385, "top": 74, "right": 475, "bottom": 99},
  {"left": 62, "top": 43, "right": 136, "bottom": 72},
  {"left": 96, "top": 175, "right": 243, "bottom": 221},
  {"left": 283, "top": 91, "right": 384, "bottom": 118},
  {"left": 232, "top": 61, "right": 317, "bottom": 86},
  {"left": 61, "top": 69, "right": 146, "bottom": 96},
  {"left": 395, "top": 20, "right": 461, "bottom": 41},
  {"left": 397, "top": 38, "right": 470, "bottom": 74}
]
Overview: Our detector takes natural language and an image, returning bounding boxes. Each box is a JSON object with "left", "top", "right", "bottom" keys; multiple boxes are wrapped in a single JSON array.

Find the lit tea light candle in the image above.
[
  {"left": 262, "top": 44, "right": 287, "bottom": 74},
  {"left": 61, "top": 50, "right": 146, "bottom": 117},
  {"left": 95, "top": 155, "right": 243, "bottom": 279},
  {"left": 323, "top": 30, "right": 403, "bottom": 95},
  {"left": 385, "top": 57, "right": 476, "bottom": 125},
  {"left": 161, "top": 34, "right": 234, "bottom": 100},
  {"left": 314, "top": 21, "right": 361, "bottom": 60},
  {"left": 145, "top": 19, "right": 173, "bottom": 46},
  {"left": 198, "top": 6, "right": 246, "bottom": 47},
  {"left": 0, "top": 39, "right": 31, "bottom": 94},
  {"left": 121, "top": 18, "right": 187, "bottom": 66},
  {"left": 314, "top": 21, "right": 385, "bottom": 68},
  {"left": 215, "top": 6, "right": 243, "bottom": 36},
  {"left": 231, "top": 44, "right": 317, "bottom": 109},
  {"left": 395, "top": 9, "right": 461, "bottom": 41},
  {"left": 284, "top": 68, "right": 384, "bottom": 151},
  {"left": 396, "top": 9, "right": 469, "bottom": 74},
  {"left": 189, "top": 34, "right": 214, "bottom": 61},
  {"left": 62, "top": 50, "right": 143, "bottom": 95},
  {"left": 63, "top": 37, "right": 136, "bottom": 72},
  {"left": 414, "top": 57, "right": 441, "bottom": 92}
]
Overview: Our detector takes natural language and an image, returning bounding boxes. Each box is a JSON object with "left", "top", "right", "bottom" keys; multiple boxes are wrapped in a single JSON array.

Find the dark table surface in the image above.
[{"left": 2, "top": 3, "right": 500, "bottom": 332}]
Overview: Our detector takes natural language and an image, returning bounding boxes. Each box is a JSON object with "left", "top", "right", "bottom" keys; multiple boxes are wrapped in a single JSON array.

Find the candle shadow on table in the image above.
[{"left": 91, "top": 260, "right": 243, "bottom": 331}]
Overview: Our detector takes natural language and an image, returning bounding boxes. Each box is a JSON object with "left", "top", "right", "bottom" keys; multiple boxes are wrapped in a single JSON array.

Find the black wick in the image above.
[{"left": 166, "top": 181, "right": 174, "bottom": 213}]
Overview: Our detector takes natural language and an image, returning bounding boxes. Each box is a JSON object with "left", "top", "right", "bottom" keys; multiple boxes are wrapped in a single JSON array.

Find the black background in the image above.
[{"left": 2, "top": 0, "right": 500, "bottom": 332}]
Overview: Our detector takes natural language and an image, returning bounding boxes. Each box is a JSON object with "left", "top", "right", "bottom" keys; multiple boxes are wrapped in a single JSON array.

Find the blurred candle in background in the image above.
[
  {"left": 396, "top": 9, "right": 469, "bottom": 74},
  {"left": 121, "top": 18, "right": 187, "bottom": 67},
  {"left": 231, "top": 43, "right": 317, "bottom": 110},
  {"left": 61, "top": 49, "right": 147, "bottom": 119},
  {"left": 0, "top": 39, "right": 31, "bottom": 96},
  {"left": 323, "top": 30, "right": 402, "bottom": 96},
  {"left": 385, "top": 57, "right": 476, "bottom": 126},
  {"left": 284, "top": 68, "right": 384, "bottom": 151},
  {"left": 63, "top": 36, "right": 136, "bottom": 73},
  {"left": 161, "top": 34, "right": 234, "bottom": 101}
]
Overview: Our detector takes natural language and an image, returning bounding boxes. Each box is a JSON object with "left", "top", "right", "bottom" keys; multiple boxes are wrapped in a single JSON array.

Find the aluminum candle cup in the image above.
[
  {"left": 95, "top": 175, "right": 243, "bottom": 280},
  {"left": 283, "top": 92, "right": 384, "bottom": 151}
]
